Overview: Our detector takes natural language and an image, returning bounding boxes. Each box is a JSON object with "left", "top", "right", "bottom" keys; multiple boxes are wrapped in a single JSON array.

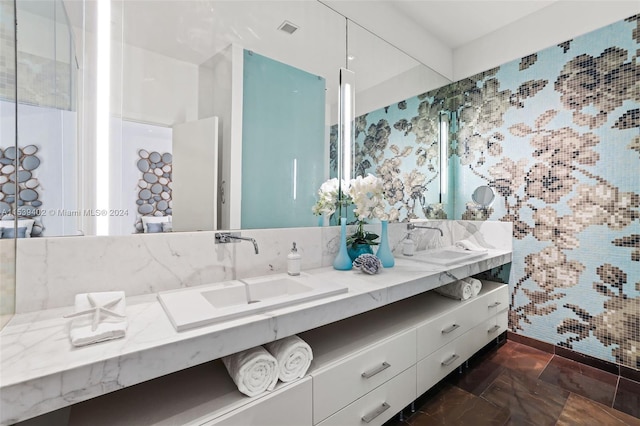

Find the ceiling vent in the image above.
[{"left": 278, "top": 21, "right": 299, "bottom": 35}]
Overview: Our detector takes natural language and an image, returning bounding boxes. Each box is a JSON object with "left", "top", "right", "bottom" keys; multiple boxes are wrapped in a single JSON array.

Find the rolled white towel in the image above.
[
  {"left": 65, "top": 291, "right": 127, "bottom": 347},
  {"left": 222, "top": 346, "right": 279, "bottom": 397},
  {"left": 434, "top": 280, "right": 472, "bottom": 300},
  {"left": 462, "top": 277, "right": 482, "bottom": 297},
  {"left": 265, "top": 335, "right": 313, "bottom": 383}
]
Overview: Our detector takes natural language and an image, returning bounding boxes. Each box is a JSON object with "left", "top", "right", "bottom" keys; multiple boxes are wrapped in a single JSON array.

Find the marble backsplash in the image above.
[
  {"left": 0, "top": 239, "right": 16, "bottom": 327},
  {"left": 15, "top": 220, "right": 512, "bottom": 313}
]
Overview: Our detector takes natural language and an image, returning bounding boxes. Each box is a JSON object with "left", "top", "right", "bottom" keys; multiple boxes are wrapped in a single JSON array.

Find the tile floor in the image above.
[{"left": 386, "top": 340, "right": 640, "bottom": 425}]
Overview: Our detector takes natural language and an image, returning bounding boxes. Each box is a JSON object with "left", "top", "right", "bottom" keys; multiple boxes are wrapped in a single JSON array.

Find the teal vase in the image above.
[
  {"left": 376, "top": 220, "right": 395, "bottom": 268},
  {"left": 348, "top": 243, "right": 373, "bottom": 262},
  {"left": 333, "top": 217, "right": 352, "bottom": 270}
]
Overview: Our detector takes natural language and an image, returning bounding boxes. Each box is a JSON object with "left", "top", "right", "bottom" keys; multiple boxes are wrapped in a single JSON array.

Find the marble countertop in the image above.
[{"left": 0, "top": 249, "right": 511, "bottom": 425}]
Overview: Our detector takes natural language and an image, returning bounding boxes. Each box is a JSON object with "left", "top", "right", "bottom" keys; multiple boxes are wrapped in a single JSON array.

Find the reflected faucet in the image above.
[
  {"left": 215, "top": 232, "right": 260, "bottom": 254},
  {"left": 406, "top": 223, "right": 443, "bottom": 237}
]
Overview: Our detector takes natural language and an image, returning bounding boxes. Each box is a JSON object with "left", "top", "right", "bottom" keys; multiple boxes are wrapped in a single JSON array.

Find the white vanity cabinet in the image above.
[
  {"left": 299, "top": 280, "right": 508, "bottom": 426},
  {"left": 310, "top": 329, "right": 417, "bottom": 424},
  {"left": 416, "top": 282, "right": 508, "bottom": 395},
  {"left": 64, "top": 281, "right": 507, "bottom": 426},
  {"left": 317, "top": 366, "right": 417, "bottom": 426},
  {"left": 68, "top": 360, "right": 312, "bottom": 426},
  {"left": 204, "top": 378, "right": 312, "bottom": 426}
]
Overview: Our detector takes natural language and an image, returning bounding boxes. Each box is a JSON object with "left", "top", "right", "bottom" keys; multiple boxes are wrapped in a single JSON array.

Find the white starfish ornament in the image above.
[{"left": 64, "top": 293, "right": 126, "bottom": 331}]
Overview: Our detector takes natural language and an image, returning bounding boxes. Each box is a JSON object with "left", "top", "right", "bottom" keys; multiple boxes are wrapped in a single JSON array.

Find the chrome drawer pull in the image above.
[
  {"left": 441, "top": 323, "right": 460, "bottom": 334},
  {"left": 441, "top": 354, "right": 459, "bottom": 367},
  {"left": 361, "top": 361, "right": 391, "bottom": 379},
  {"left": 361, "top": 402, "right": 391, "bottom": 423},
  {"left": 488, "top": 301, "right": 501, "bottom": 308},
  {"left": 488, "top": 325, "right": 500, "bottom": 334}
]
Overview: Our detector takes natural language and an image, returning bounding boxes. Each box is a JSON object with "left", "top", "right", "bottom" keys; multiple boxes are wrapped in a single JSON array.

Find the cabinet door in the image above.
[
  {"left": 317, "top": 366, "right": 416, "bottom": 426},
  {"left": 312, "top": 329, "right": 416, "bottom": 424},
  {"left": 206, "top": 378, "right": 312, "bottom": 426}
]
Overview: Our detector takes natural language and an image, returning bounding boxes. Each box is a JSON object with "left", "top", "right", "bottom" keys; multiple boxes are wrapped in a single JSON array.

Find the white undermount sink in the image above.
[
  {"left": 158, "top": 273, "right": 348, "bottom": 331},
  {"left": 407, "top": 246, "right": 488, "bottom": 266}
]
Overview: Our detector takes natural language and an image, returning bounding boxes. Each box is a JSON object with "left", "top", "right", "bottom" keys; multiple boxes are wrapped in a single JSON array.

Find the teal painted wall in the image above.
[{"left": 241, "top": 50, "right": 326, "bottom": 229}]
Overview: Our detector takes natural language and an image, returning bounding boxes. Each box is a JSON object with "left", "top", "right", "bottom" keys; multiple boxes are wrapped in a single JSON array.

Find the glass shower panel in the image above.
[
  {"left": 14, "top": 0, "right": 78, "bottom": 237},
  {"left": 0, "top": 0, "right": 17, "bottom": 327}
]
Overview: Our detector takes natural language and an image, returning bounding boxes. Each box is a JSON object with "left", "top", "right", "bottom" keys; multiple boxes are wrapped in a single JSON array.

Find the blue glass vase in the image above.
[
  {"left": 348, "top": 243, "right": 373, "bottom": 262},
  {"left": 376, "top": 220, "right": 395, "bottom": 268},
  {"left": 333, "top": 217, "right": 352, "bottom": 270}
]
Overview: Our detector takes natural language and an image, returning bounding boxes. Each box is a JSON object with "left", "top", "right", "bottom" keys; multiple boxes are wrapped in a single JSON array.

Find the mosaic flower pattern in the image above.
[
  {"left": 346, "top": 96, "right": 442, "bottom": 222},
  {"left": 445, "top": 14, "right": 640, "bottom": 370},
  {"left": 329, "top": 13, "right": 640, "bottom": 371},
  {"left": 559, "top": 264, "right": 640, "bottom": 369}
]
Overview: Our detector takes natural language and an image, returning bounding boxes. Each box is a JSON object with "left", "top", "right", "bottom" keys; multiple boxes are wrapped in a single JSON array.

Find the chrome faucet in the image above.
[
  {"left": 215, "top": 232, "right": 260, "bottom": 254},
  {"left": 406, "top": 223, "right": 443, "bottom": 237}
]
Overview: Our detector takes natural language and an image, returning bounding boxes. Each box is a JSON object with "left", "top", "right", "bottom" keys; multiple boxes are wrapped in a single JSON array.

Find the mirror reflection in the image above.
[{"left": 4, "top": 0, "right": 452, "bottom": 237}]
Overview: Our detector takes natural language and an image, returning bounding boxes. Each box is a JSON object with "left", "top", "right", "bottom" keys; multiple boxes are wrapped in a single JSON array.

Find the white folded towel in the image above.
[
  {"left": 462, "top": 277, "right": 482, "bottom": 297},
  {"left": 434, "top": 280, "right": 473, "bottom": 300},
  {"left": 222, "top": 346, "right": 279, "bottom": 397},
  {"left": 265, "top": 335, "right": 313, "bottom": 383},
  {"left": 66, "top": 291, "right": 127, "bottom": 347},
  {"left": 454, "top": 239, "right": 488, "bottom": 252}
]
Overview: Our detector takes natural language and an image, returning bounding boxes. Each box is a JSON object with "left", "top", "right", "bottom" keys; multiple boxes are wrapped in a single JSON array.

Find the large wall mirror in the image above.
[
  {"left": 0, "top": 0, "right": 17, "bottom": 328},
  {"left": 4, "top": 0, "right": 452, "bottom": 237}
]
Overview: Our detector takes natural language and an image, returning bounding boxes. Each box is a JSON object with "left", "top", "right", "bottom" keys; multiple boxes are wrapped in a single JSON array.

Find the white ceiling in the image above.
[
  {"left": 324, "top": 0, "right": 639, "bottom": 80},
  {"left": 388, "top": 0, "right": 557, "bottom": 49},
  {"left": 55, "top": 0, "right": 640, "bottom": 91},
  {"left": 58, "top": 1, "right": 569, "bottom": 67}
]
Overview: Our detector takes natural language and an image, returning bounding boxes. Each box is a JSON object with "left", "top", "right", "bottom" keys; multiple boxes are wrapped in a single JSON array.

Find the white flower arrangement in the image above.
[
  {"left": 312, "top": 178, "right": 350, "bottom": 217},
  {"left": 349, "top": 174, "right": 387, "bottom": 221},
  {"left": 313, "top": 174, "right": 398, "bottom": 222}
]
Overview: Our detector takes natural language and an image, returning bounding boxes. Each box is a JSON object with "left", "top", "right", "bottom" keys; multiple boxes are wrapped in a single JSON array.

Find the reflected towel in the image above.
[
  {"left": 67, "top": 291, "right": 127, "bottom": 347},
  {"left": 454, "top": 239, "right": 488, "bottom": 252},
  {"left": 462, "top": 277, "right": 482, "bottom": 297},
  {"left": 222, "top": 346, "right": 279, "bottom": 397},
  {"left": 265, "top": 335, "right": 313, "bottom": 383},
  {"left": 434, "top": 280, "right": 472, "bottom": 300}
]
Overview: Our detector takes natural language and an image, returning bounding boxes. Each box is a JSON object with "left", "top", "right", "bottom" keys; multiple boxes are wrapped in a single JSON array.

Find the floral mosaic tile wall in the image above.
[
  {"left": 448, "top": 15, "right": 639, "bottom": 369},
  {"left": 346, "top": 14, "right": 639, "bottom": 369},
  {"left": 352, "top": 97, "right": 444, "bottom": 221}
]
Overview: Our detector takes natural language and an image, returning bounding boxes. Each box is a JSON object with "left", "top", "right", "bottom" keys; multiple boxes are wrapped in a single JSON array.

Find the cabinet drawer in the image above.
[
  {"left": 416, "top": 296, "right": 485, "bottom": 361},
  {"left": 473, "top": 309, "right": 508, "bottom": 350},
  {"left": 416, "top": 330, "right": 477, "bottom": 396},
  {"left": 317, "top": 366, "right": 416, "bottom": 426},
  {"left": 483, "top": 281, "right": 509, "bottom": 316},
  {"left": 205, "top": 378, "right": 312, "bottom": 426},
  {"left": 312, "top": 329, "right": 416, "bottom": 424}
]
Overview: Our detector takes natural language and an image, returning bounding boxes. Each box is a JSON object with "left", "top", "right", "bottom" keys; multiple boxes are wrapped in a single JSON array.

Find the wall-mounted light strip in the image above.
[
  {"left": 339, "top": 68, "right": 355, "bottom": 186},
  {"left": 95, "top": 0, "right": 111, "bottom": 235},
  {"left": 439, "top": 112, "right": 449, "bottom": 203}
]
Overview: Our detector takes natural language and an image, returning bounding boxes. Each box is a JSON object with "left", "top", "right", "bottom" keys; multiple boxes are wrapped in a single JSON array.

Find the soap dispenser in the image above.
[
  {"left": 287, "top": 242, "right": 301, "bottom": 276},
  {"left": 403, "top": 233, "right": 415, "bottom": 256}
]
